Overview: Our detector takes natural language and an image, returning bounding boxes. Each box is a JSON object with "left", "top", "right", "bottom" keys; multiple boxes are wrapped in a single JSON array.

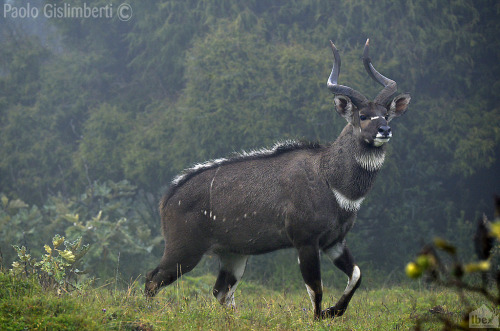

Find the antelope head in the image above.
[{"left": 327, "top": 39, "right": 411, "bottom": 147}]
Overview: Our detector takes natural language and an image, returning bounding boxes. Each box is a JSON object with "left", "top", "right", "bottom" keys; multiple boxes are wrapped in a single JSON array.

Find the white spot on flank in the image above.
[
  {"left": 355, "top": 152, "right": 386, "bottom": 171},
  {"left": 178, "top": 200, "right": 181, "bottom": 206},
  {"left": 331, "top": 188, "right": 365, "bottom": 212}
]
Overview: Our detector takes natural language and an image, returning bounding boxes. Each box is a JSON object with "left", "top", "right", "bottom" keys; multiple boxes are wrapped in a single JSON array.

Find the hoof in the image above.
[{"left": 321, "top": 305, "right": 346, "bottom": 319}]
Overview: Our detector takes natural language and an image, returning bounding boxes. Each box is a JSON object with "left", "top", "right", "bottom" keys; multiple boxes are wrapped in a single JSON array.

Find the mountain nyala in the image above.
[{"left": 145, "top": 39, "right": 411, "bottom": 319}]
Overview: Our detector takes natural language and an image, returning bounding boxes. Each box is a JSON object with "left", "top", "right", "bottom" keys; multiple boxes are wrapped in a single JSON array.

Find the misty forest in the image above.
[{"left": 1, "top": 0, "right": 500, "bottom": 328}]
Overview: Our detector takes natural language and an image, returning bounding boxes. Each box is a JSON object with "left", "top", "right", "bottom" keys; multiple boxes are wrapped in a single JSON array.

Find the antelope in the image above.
[{"left": 145, "top": 39, "right": 411, "bottom": 319}]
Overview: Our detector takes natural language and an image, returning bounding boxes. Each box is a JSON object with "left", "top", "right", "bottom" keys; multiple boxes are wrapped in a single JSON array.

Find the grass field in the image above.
[{"left": 0, "top": 272, "right": 489, "bottom": 330}]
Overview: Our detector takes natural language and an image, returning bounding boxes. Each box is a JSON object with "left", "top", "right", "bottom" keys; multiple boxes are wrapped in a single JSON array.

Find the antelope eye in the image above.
[
  {"left": 360, "top": 115, "right": 367, "bottom": 121},
  {"left": 384, "top": 114, "right": 389, "bottom": 120}
]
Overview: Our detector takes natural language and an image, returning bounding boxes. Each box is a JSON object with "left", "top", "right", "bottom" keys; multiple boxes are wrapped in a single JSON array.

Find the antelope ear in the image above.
[
  {"left": 386, "top": 93, "right": 411, "bottom": 122},
  {"left": 334, "top": 95, "right": 356, "bottom": 124}
]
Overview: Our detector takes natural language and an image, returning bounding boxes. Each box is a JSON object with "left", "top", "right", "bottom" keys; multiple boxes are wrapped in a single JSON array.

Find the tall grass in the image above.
[{"left": 0, "top": 271, "right": 487, "bottom": 330}]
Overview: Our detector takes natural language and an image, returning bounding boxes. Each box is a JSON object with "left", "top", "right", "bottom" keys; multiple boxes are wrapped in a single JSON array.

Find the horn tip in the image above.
[{"left": 363, "top": 39, "right": 370, "bottom": 59}]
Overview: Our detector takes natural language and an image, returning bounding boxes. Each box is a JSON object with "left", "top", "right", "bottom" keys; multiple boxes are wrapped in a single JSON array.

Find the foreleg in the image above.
[{"left": 322, "top": 242, "right": 361, "bottom": 318}]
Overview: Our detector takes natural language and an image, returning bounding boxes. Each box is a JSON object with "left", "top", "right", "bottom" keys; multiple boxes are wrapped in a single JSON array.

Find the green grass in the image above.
[{"left": 0, "top": 272, "right": 488, "bottom": 330}]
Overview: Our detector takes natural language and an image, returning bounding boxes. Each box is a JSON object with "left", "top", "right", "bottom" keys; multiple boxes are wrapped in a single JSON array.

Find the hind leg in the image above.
[
  {"left": 213, "top": 253, "right": 248, "bottom": 307},
  {"left": 145, "top": 244, "right": 205, "bottom": 297},
  {"left": 297, "top": 244, "right": 323, "bottom": 319}
]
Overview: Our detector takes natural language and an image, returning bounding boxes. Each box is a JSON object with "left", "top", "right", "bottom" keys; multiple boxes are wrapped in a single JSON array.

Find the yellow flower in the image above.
[
  {"left": 59, "top": 250, "right": 76, "bottom": 263},
  {"left": 490, "top": 221, "right": 500, "bottom": 240},
  {"left": 405, "top": 262, "right": 423, "bottom": 279},
  {"left": 459, "top": 319, "right": 469, "bottom": 329},
  {"left": 415, "top": 254, "right": 434, "bottom": 270},
  {"left": 52, "top": 236, "right": 65, "bottom": 248},
  {"left": 433, "top": 237, "right": 456, "bottom": 254},
  {"left": 44, "top": 245, "right": 52, "bottom": 254},
  {"left": 464, "top": 260, "right": 490, "bottom": 273}
]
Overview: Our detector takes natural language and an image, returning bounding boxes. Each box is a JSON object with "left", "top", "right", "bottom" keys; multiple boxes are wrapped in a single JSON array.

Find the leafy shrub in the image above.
[
  {"left": 1, "top": 180, "right": 163, "bottom": 284},
  {"left": 9, "top": 234, "right": 89, "bottom": 292}
]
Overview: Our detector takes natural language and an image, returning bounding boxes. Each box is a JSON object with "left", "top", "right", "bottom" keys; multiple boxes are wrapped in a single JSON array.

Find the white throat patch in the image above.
[
  {"left": 355, "top": 152, "right": 386, "bottom": 171},
  {"left": 331, "top": 188, "right": 365, "bottom": 212}
]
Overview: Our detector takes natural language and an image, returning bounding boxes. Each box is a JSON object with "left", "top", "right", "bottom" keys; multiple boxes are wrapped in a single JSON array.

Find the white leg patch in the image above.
[
  {"left": 216, "top": 254, "right": 248, "bottom": 307},
  {"left": 305, "top": 281, "right": 323, "bottom": 312},
  {"left": 306, "top": 281, "right": 323, "bottom": 310},
  {"left": 344, "top": 265, "right": 361, "bottom": 295},
  {"left": 324, "top": 242, "right": 345, "bottom": 262},
  {"left": 306, "top": 284, "right": 315, "bottom": 307},
  {"left": 223, "top": 282, "right": 238, "bottom": 307}
]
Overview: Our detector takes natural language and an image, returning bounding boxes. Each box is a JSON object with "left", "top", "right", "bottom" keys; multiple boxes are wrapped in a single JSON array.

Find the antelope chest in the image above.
[{"left": 330, "top": 188, "right": 365, "bottom": 212}]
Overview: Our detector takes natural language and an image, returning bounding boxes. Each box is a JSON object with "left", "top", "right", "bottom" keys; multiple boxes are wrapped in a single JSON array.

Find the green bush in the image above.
[
  {"left": 10, "top": 234, "right": 89, "bottom": 292},
  {"left": 1, "top": 180, "right": 163, "bottom": 284}
]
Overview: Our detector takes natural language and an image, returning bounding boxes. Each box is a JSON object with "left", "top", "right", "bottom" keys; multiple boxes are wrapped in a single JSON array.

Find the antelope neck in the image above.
[{"left": 354, "top": 150, "right": 386, "bottom": 171}]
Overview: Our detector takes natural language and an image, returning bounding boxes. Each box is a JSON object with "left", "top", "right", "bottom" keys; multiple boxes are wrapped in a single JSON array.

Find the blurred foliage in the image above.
[
  {"left": 0, "top": 0, "right": 499, "bottom": 282},
  {"left": 406, "top": 198, "right": 500, "bottom": 330},
  {"left": 1, "top": 181, "right": 163, "bottom": 282}
]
